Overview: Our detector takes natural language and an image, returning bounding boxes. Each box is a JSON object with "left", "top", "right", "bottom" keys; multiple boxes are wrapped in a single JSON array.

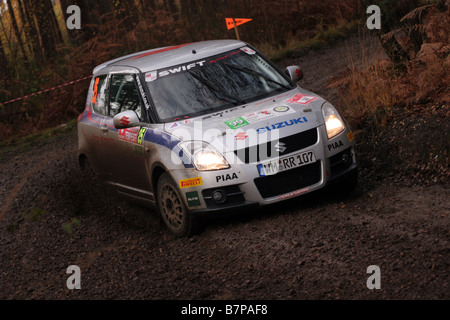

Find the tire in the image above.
[
  {"left": 342, "top": 168, "right": 358, "bottom": 192},
  {"left": 327, "top": 168, "right": 358, "bottom": 196},
  {"left": 156, "top": 173, "right": 199, "bottom": 237},
  {"left": 79, "top": 156, "right": 97, "bottom": 181}
]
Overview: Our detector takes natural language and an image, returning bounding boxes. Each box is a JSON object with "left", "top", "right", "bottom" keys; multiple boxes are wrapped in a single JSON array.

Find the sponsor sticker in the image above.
[
  {"left": 225, "top": 117, "right": 249, "bottom": 129},
  {"left": 133, "top": 145, "right": 144, "bottom": 156},
  {"left": 118, "top": 128, "right": 139, "bottom": 143},
  {"left": 287, "top": 93, "right": 318, "bottom": 105},
  {"left": 328, "top": 140, "right": 344, "bottom": 151},
  {"left": 241, "top": 47, "right": 256, "bottom": 55},
  {"left": 137, "top": 128, "right": 146, "bottom": 145},
  {"left": 243, "top": 110, "right": 274, "bottom": 123},
  {"left": 273, "top": 106, "right": 289, "bottom": 112},
  {"left": 186, "top": 191, "right": 201, "bottom": 207},
  {"left": 169, "top": 122, "right": 180, "bottom": 129},
  {"left": 348, "top": 131, "right": 354, "bottom": 142},
  {"left": 225, "top": 106, "right": 298, "bottom": 130},
  {"left": 136, "top": 75, "right": 151, "bottom": 110},
  {"left": 179, "top": 177, "right": 203, "bottom": 189},
  {"left": 92, "top": 78, "right": 100, "bottom": 104},
  {"left": 278, "top": 187, "right": 310, "bottom": 200},
  {"left": 145, "top": 71, "right": 157, "bottom": 82},
  {"left": 225, "top": 110, "right": 280, "bottom": 130},
  {"left": 216, "top": 173, "right": 239, "bottom": 183},
  {"left": 272, "top": 106, "right": 296, "bottom": 114}
]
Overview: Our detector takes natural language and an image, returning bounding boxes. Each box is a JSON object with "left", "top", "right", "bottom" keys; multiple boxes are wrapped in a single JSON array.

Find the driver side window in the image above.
[{"left": 108, "top": 74, "right": 143, "bottom": 119}]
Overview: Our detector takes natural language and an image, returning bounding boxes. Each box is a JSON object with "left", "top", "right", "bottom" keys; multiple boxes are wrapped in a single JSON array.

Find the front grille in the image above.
[
  {"left": 254, "top": 161, "right": 322, "bottom": 199},
  {"left": 234, "top": 128, "right": 318, "bottom": 164}
]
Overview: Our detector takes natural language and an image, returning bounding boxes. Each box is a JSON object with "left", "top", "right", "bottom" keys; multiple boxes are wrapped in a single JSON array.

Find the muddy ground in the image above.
[{"left": 0, "top": 34, "right": 448, "bottom": 301}]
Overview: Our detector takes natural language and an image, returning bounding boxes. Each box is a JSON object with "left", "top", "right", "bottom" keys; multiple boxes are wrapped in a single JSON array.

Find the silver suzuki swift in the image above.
[{"left": 78, "top": 40, "right": 357, "bottom": 237}]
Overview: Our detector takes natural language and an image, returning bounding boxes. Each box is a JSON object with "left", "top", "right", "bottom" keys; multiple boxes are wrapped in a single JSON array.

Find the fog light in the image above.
[
  {"left": 341, "top": 153, "right": 352, "bottom": 165},
  {"left": 212, "top": 190, "right": 227, "bottom": 204}
]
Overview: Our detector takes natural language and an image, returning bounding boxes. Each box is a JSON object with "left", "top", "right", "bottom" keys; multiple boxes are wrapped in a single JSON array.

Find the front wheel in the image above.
[{"left": 156, "top": 173, "right": 200, "bottom": 237}]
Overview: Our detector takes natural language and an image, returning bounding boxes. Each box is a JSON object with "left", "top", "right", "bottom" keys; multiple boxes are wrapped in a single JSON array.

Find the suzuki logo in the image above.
[
  {"left": 275, "top": 142, "right": 287, "bottom": 153},
  {"left": 120, "top": 116, "right": 130, "bottom": 126},
  {"left": 235, "top": 132, "right": 248, "bottom": 141}
]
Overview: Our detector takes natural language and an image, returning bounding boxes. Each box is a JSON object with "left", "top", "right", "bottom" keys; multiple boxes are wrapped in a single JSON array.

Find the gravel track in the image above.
[{"left": 0, "top": 34, "right": 448, "bottom": 300}]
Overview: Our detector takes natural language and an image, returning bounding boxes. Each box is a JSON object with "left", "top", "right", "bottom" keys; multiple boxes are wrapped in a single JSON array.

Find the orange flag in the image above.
[{"left": 225, "top": 18, "right": 253, "bottom": 30}]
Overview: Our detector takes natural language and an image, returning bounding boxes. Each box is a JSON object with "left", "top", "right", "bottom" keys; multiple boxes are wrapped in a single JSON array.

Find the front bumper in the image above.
[
  {"left": 171, "top": 126, "right": 357, "bottom": 214},
  {"left": 192, "top": 200, "right": 260, "bottom": 218}
]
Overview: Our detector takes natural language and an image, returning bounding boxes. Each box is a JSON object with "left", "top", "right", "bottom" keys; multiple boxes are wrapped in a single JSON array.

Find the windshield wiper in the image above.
[
  {"left": 187, "top": 70, "right": 246, "bottom": 105},
  {"left": 224, "top": 63, "right": 292, "bottom": 91}
]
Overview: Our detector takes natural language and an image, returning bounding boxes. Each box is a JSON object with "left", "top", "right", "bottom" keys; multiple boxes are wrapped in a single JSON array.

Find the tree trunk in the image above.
[
  {"left": 5, "top": 0, "right": 29, "bottom": 67},
  {"left": 16, "top": 0, "right": 34, "bottom": 57},
  {"left": 164, "top": 0, "right": 178, "bottom": 20},
  {"left": 32, "top": 0, "right": 63, "bottom": 59},
  {"left": 111, "top": 0, "right": 139, "bottom": 30},
  {"left": 0, "top": 40, "right": 10, "bottom": 80}
]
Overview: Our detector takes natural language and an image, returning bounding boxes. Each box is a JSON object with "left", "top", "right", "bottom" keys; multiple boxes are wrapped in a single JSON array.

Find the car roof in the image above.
[{"left": 93, "top": 39, "right": 247, "bottom": 75}]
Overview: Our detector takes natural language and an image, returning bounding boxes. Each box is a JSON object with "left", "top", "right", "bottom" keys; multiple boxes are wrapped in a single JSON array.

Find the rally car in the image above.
[{"left": 77, "top": 40, "right": 357, "bottom": 237}]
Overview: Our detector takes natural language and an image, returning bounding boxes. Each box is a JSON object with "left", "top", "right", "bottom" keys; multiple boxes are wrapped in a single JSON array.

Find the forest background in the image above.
[{"left": 0, "top": 0, "right": 448, "bottom": 143}]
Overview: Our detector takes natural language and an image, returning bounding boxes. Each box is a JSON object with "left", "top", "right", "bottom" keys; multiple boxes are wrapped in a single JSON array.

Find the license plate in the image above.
[{"left": 257, "top": 151, "right": 316, "bottom": 177}]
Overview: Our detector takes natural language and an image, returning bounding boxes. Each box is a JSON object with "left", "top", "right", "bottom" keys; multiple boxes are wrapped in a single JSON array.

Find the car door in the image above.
[
  {"left": 101, "top": 72, "right": 152, "bottom": 194},
  {"left": 85, "top": 74, "right": 116, "bottom": 179}
]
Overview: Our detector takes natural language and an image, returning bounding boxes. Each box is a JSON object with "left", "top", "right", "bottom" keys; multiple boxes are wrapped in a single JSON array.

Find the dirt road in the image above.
[{"left": 0, "top": 34, "right": 448, "bottom": 300}]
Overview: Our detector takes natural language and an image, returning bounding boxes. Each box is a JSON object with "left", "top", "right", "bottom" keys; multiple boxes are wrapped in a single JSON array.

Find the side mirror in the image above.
[
  {"left": 113, "top": 110, "right": 141, "bottom": 129},
  {"left": 285, "top": 66, "right": 303, "bottom": 82}
]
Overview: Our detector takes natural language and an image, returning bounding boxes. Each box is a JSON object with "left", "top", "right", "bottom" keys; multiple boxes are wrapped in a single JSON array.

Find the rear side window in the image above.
[
  {"left": 91, "top": 75, "right": 108, "bottom": 115},
  {"left": 109, "top": 74, "right": 143, "bottom": 119}
]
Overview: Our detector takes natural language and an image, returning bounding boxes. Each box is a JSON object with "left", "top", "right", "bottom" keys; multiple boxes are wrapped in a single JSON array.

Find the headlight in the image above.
[
  {"left": 180, "top": 141, "right": 230, "bottom": 171},
  {"left": 322, "top": 102, "right": 345, "bottom": 139}
]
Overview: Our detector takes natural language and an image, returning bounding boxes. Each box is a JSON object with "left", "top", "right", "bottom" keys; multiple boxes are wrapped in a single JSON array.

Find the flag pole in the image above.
[{"left": 232, "top": 18, "right": 240, "bottom": 40}]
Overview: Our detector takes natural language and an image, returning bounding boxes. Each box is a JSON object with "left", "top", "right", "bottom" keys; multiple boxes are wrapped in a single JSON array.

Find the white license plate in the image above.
[{"left": 257, "top": 151, "right": 316, "bottom": 177}]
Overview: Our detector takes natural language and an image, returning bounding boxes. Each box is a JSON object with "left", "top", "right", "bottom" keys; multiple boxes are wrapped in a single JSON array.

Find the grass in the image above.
[
  {"left": 0, "top": 118, "right": 77, "bottom": 160},
  {"left": 62, "top": 218, "right": 82, "bottom": 235},
  {"left": 328, "top": 58, "right": 402, "bottom": 130}
]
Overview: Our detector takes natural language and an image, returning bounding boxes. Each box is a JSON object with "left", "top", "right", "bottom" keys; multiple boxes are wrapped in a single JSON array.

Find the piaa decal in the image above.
[
  {"left": 328, "top": 140, "right": 344, "bottom": 151},
  {"left": 216, "top": 173, "right": 238, "bottom": 183}
]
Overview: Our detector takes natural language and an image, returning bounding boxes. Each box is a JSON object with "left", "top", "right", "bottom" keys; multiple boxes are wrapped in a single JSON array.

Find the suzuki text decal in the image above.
[{"left": 257, "top": 117, "right": 308, "bottom": 134}]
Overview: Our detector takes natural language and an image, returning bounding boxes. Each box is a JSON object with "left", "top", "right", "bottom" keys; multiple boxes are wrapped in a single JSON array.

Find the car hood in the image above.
[{"left": 164, "top": 87, "right": 326, "bottom": 153}]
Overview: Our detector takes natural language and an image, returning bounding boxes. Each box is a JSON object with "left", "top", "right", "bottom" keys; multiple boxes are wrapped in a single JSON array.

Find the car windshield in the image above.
[{"left": 145, "top": 47, "right": 294, "bottom": 122}]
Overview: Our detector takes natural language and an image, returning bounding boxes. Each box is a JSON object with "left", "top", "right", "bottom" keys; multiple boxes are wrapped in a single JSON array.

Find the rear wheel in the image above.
[{"left": 156, "top": 173, "right": 199, "bottom": 237}]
